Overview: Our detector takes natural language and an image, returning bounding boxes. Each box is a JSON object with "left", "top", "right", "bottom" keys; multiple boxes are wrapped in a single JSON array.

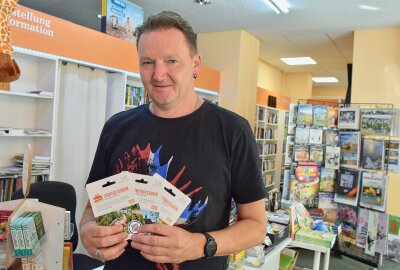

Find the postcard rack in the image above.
[
  {"left": 1, "top": 144, "right": 65, "bottom": 270},
  {"left": 285, "top": 100, "right": 397, "bottom": 268}
]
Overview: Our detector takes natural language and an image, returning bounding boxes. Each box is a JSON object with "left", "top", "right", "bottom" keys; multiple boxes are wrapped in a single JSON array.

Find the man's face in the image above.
[{"left": 138, "top": 28, "right": 200, "bottom": 108}]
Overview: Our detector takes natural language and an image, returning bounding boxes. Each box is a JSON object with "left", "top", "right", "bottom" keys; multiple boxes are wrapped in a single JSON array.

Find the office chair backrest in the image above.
[{"left": 11, "top": 181, "right": 79, "bottom": 251}]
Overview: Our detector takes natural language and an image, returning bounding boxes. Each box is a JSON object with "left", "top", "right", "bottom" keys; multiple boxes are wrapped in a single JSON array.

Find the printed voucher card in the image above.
[{"left": 86, "top": 172, "right": 192, "bottom": 235}]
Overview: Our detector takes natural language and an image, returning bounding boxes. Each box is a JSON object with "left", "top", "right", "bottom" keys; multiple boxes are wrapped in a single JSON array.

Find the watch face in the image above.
[{"left": 206, "top": 240, "right": 217, "bottom": 257}]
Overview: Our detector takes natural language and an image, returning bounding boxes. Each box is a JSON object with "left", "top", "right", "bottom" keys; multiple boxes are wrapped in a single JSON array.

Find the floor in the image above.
[{"left": 294, "top": 248, "right": 400, "bottom": 270}]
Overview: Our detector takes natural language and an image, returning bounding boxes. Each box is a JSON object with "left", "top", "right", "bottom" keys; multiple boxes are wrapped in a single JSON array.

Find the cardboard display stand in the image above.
[{"left": 2, "top": 144, "right": 65, "bottom": 270}]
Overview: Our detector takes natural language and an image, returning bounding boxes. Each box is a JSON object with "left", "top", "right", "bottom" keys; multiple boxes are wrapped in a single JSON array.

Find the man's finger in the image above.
[{"left": 136, "top": 223, "right": 173, "bottom": 236}]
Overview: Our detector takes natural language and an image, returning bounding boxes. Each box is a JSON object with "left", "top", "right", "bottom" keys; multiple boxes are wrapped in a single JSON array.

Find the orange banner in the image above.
[{"left": 10, "top": 5, "right": 220, "bottom": 92}]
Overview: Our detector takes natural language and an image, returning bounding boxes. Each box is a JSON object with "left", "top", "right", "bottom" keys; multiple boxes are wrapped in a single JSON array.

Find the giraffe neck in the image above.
[{"left": 0, "top": 0, "right": 19, "bottom": 56}]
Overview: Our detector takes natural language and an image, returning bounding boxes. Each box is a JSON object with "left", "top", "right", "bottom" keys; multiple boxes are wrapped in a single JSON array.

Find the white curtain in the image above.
[{"left": 53, "top": 63, "right": 107, "bottom": 253}]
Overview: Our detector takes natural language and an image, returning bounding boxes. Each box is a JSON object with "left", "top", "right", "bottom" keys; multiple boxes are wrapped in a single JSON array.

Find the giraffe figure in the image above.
[{"left": 0, "top": 0, "right": 20, "bottom": 83}]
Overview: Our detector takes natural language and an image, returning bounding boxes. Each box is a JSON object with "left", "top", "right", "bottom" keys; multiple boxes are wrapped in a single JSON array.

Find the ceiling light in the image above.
[
  {"left": 281, "top": 57, "right": 316, "bottom": 65},
  {"left": 312, "top": 77, "right": 339, "bottom": 83},
  {"left": 265, "top": 0, "right": 290, "bottom": 14},
  {"left": 195, "top": 0, "right": 211, "bottom": 5},
  {"left": 359, "top": 5, "right": 380, "bottom": 11}
]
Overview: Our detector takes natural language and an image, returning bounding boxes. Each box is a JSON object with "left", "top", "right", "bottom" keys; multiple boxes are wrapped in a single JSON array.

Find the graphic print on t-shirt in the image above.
[{"left": 114, "top": 143, "right": 208, "bottom": 270}]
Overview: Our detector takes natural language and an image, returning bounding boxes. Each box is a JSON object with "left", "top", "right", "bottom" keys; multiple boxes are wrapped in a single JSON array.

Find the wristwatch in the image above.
[{"left": 202, "top": 232, "right": 217, "bottom": 258}]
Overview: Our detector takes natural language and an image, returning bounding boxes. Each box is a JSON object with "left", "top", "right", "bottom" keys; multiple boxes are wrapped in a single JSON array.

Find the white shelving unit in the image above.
[
  {"left": 254, "top": 105, "right": 287, "bottom": 189},
  {"left": 0, "top": 51, "right": 58, "bottom": 180}
]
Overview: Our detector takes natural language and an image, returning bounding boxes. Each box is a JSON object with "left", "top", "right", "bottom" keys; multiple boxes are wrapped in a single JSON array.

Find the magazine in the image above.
[
  {"left": 389, "top": 215, "right": 400, "bottom": 236},
  {"left": 325, "top": 146, "right": 340, "bottom": 169},
  {"left": 327, "top": 107, "right": 338, "bottom": 128},
  {"left": 313, "top": 106, "right": 328, "bottom": 126},
  {"left": 336, "top": 204, "right": 358, "bottom": 239},
  {"left": 387, "top": 234, "right": 400, "bottom": 263},
  {"left": 284, "top": 135, "right": 295, "bottom": 166},
  {"left": 324, "top": 129, "right": 338, "bottom": 146},
  {"left": 309, "top": 128, "right": 323, "bottom": 144},
  {"left": 290, "top": 177, "right": 320, "bottom": 209},
  {"left": 339, "top": 132, "right": 361, "bottom": 168},
  {"left": 385, "top": 140, "right": 400, "bottom": 173},
  {"left": 318, "top": 192, "right": 338, "bottom": 223},
  {"left": 294, "top": 145, "right": 309, "bottom": 162},
  {"left": 319, "top": 167, "right": 336, "bottom": 192},
  {"left": 338, "top": 107, "right": 360, "bottom": 130},
  {"left": 295, "top": 127, "right": 310, "bottom": 144},
  {"left": 334, "top": 169, "right": 360, "bottom": 206},
  {"left": 297, "top": 104, "right": 313, "bottom": 126},
  {"left": 288, "top": 104, "right": 298, "bottom": 135},
  {"left": 309, "top": 145, "right": 324, "bottom": 163},
  {"left": 360, "top": 109, "right": 392, "bottom": 136},
  {"left": 360, "top": 172, "right": 387, "bottom": 211},
  {"left": 361, "top": 138, "right": 385, "bottom": 170}
]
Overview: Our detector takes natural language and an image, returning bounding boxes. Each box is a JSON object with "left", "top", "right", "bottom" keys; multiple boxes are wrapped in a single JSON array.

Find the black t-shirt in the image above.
[{"left": 86, "top": 101, "right": 267, "bottom": 270}]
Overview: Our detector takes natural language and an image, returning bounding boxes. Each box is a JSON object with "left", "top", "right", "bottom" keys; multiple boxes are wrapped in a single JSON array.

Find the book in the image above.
[
  {"left": 295, "top": 127, "right": 310, "bottom": 144},
  {"left": 325, "top": 146, "right": 340, "bottom": 169},
  {"left": 309, "top": 128, "right": 323, "bottom": 144},
  {"left": 319, "top": 167, "right": 336, "bottom": 192},
  {"left": 294, "top": 202, "right": 314, "bottom": 230},
  {"left": 327, "top": 107, "right": 338, "bottom": 128},
  {"left": 336, "top": 204, "right": 358, "bottom": 239},
  {"left": 313, "top": 106, "right": 328, "bottom": 126},
  {"left": 359, "top": 172, "right": 387, "bottom": 211},
  {"left": 324, "top": 129, "right": 338, "bottom": 146},
  {"left": 294, "top": 145, "right": 309, "bottom": 162},
  {"left": 361, "top": 138, "right": 385, "bottom": 170},
  {"left": 284, "top": 135, "right": 295, "bottom": 166},
  {"left": 360, "top": 109, "right": 392, "bottom": 136},
  {"left": 288, "top": 205, "right": 300, "bottom": 239},
  {"left": 334, "top": 169, "right": 360, "bottom": 206},
  {"left": 339, "top": 132, "right": 361, "bottom": 168},
  {"left": 297, "top": 104, "right": 313, "bottom": 126},
  {"left": 338, "top": 107, "right": 360, "bottom": 130},
  {"left": 257, "top": 106, "right": 266, "bottom": 121},
  {"left": 309, "top": 145, "right": 324, "bottom": 163},
  {"left": 318, "top": 192, "right": 338, "bottom": 223},
  {"left": 295, "top": 228, "right": 336, "bottom": 248}
]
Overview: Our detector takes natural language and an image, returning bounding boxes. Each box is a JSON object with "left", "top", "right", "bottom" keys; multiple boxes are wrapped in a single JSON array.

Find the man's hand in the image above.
[
  {"left": 131, "top": 224, "right": 206, "bottom": 264},
  {"left": 80, "top": 221, "right": 129, "bottom": 261}
]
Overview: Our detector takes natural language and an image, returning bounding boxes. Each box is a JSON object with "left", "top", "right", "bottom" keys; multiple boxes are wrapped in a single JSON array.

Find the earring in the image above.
[{"left": 193, "top": 73, "right": 197, "bottom": 79}]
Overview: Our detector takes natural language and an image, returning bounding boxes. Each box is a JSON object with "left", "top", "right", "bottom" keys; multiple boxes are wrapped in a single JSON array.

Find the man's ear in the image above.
[{"left": 193, "top": 53, "right": 201, "bottom": 75}]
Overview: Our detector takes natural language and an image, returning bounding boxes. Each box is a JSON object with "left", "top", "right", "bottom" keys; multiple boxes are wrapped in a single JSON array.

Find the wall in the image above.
[
  {"left": 198, "top": 30, "right": 259, "bottom": 126},
  {"left": 257, "top": 61, "right": 284, "bottom": 93},
  {"left": 352, "top": 27, "right": 400, "bottom": 216},
  {"left": 312, "top": 87, "right": 346, "bottom": 99},
  {"left": 283, "top": 73, "right": 313, "bottom": 104}
]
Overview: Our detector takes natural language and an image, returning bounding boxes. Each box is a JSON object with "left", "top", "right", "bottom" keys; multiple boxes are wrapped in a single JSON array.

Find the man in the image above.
[{"left": 80, "top": 11, "right": 267, "bottom": 270}]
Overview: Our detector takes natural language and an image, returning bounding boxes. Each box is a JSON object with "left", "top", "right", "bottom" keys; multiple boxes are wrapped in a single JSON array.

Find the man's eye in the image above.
[
  {"left": 141, "top": 61, "right": 153, "bottom": 65},
  {"left": 168, "top": 60, "right": 177, "bottom": 64}
]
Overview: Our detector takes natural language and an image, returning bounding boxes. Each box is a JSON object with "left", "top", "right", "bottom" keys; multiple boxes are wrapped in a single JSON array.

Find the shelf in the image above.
[
  {"left": 265, "top": 123, "right": 279, "bottom": 126},
  {"left": 263, "top": 169, "right": 276, "bottom": 173},
  {"left": 0, "top": 134, "right": 52, "bottom": 138},
  {"left": 0, "top": 90, "right": 54, "bottom": 100},
  {"left": 124, "top": 104, "right": 138, "bottom": 109}
]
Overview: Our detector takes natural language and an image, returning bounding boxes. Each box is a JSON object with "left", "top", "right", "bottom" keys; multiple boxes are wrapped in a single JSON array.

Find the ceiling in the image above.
[{"left": 20, "top": 0, "right": 400, "bottom": 88}]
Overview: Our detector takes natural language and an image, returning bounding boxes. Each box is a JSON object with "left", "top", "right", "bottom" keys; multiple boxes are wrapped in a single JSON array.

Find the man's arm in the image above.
[
  {"left": 207, "top": 199, "right": 266, "bottom": 256},
  {"left": 80, "top": 201, "right": 129, "bottom": 261},
  {"left": 131, "top": 198, "right": 266, "bottom": 263}
]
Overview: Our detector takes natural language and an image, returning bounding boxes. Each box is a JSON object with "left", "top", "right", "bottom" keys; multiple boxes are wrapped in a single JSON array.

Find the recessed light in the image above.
[
  {"left": 195, "top": 0, "right": 211, "bottom": 5},
  {"left": 280, "top": 57, "right": 316, "bottom": 65},
  {"left": 359, "top": 5, "right": 380, "bottom": 11},
  {"left": 312, "top": 77, "right": 339, "bottom": 83}
]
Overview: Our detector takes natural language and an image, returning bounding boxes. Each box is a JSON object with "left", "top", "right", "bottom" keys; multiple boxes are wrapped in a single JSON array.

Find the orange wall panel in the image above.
[{"left": 256, "top": 87, "right": 290, "bottom": 110}]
